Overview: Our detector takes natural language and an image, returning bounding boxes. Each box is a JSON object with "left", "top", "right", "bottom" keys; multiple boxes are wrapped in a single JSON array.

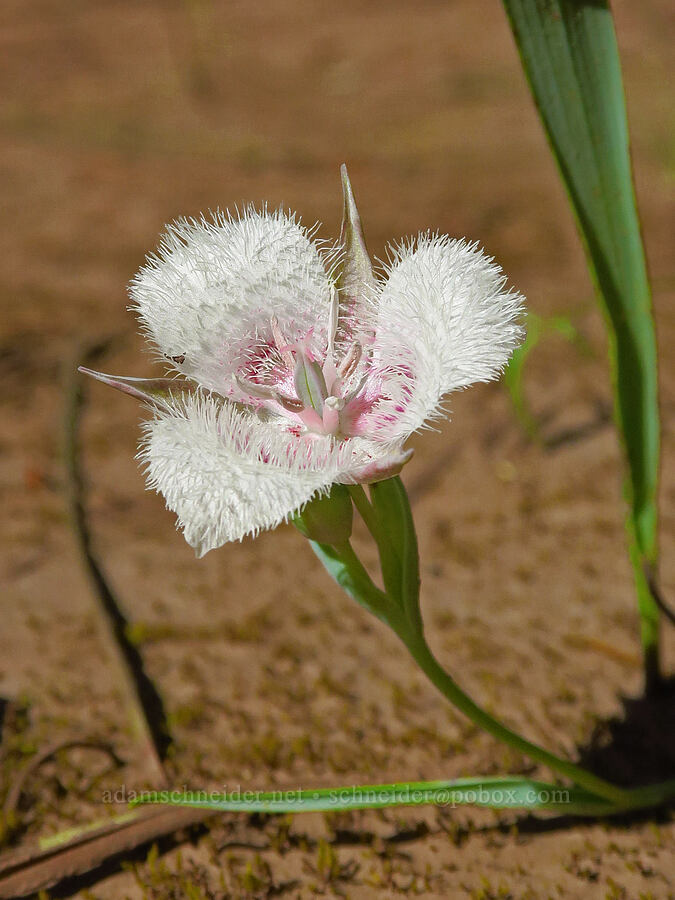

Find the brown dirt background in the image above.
[{"left": 2, "top": 0, "right": 674, "bottom": 896}]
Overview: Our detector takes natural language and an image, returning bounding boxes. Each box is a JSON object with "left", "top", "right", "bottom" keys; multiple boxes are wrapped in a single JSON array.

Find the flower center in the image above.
[{"left": 234, "top": 294, "right": 369, "bottom": 438}]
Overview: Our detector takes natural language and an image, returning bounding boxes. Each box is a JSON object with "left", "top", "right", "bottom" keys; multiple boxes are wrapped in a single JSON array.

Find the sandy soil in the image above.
[{"left": 1, "top": 0, "right": 674, "bottom": 896}]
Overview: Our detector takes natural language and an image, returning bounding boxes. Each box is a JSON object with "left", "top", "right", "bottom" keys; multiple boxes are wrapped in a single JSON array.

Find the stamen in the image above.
[
  {"left": 270, "top": 316, "right": 295, "bottom": 370},
  {"left": 342, "top": 371, "right": 369, "bottom": 404},
  {"left": 338, "top": 342, "right": 362, "bottom": 379},
  {"left": 234, "top": 374, "right": 303, "bottom": 412},
  {"left": 233, "top": 373, "right": 276, "bottom": 401},
  {"left": 275, "top": 394, "right": 305, "bottom": 413},
  {"left": 327, "top": 286, "right": 339, "bottom": 357},
  {"left": 297, "top": 407, "right": 325, "bottom": 433}
]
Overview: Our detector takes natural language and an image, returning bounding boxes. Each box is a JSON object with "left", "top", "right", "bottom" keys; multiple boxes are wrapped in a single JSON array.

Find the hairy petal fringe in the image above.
[
  {"left": 129, "top": 208, "right": 336, "bottom": 392},
  {"left": 139, "top": 392, "right": 404, "bottom": 555},
  {"left": 367, "top": 234, "right": 525, "bottom": 439}
]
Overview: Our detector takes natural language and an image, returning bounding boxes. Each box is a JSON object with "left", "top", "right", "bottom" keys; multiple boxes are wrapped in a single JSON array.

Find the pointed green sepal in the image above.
[
  {"left": 78, "top": 367, "right": 195, "bottom": 412},
  {"left": 336, "top": 164, "right": 376, "bottom": 313}
]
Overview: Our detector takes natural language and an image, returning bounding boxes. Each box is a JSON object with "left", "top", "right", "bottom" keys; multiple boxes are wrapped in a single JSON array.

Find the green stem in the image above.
[
  {"left": 328, "top": 480, "right": 675, "bottom": 809},
  {"left": 329, "top": 539, "right": 390, "bottom": 623},
  {"left": 347, "top": 484, "right": 380, "bottom": 537},
  {"left": 329, "top": 531, "right": 630, "bottom": 804},
  {"left": 314, "top": 531, "right": 675, "bottom": 812},
  {"left": 397, "top": 628, "right": 631, "bottom": 805}
]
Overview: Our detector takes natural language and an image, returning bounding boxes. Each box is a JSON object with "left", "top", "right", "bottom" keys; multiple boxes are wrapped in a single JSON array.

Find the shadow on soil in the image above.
[
  {"left": 578, "top": 676, "right": 675, "bottom": 790},
  {"left": 513, "top": 676, "right": 675, "bottom": 836}
]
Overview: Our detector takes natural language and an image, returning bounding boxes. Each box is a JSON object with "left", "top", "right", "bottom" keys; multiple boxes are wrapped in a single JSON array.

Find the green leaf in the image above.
[
  {"left": 369, "top": 476, "right": 422, "bottom": 634},
  {"left": 503, "top": 313, "right": 545, "bottom": 440},
  {"left": 503, "top": 0, "right": 661, "bottom": 674},
  {"left": 131, "top": 775, "right": 621, "bottom": 816}
]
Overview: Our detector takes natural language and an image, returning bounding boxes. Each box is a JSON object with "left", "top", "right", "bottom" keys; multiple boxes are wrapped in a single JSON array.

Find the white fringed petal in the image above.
[
  {"left": 139, "top": 392, "right": 400, "bottom": 555},
  {"left": 368, "top": 234, "right": 525, "bottom": 439},
  {"left": 130, "top": 209, "right": 334, "bottom": 393},
  {"left": 100, "top": 173, "right": 527, "bottom": 555}
]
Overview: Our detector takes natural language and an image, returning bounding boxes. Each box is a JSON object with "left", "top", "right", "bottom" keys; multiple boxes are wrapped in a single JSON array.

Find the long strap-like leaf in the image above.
[
  {"left": 503, "top": 0, "right": 661, "bottom": 683},
  {"left": 133, "top": 776, "right": 623, "bottom": 816}
]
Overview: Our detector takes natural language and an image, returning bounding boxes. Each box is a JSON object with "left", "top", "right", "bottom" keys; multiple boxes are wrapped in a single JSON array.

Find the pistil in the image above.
[{"left": 322, "top": 395, "right": 345, "bottom": 435}]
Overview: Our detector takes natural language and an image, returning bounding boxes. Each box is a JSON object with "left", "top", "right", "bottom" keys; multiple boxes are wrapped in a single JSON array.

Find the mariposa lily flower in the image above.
[{"left": 80, "top": 167, "right": 524, "bottom": 556}]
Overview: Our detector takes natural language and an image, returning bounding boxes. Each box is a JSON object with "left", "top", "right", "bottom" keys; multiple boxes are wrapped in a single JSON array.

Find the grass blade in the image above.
[{"left": 503, "top": 311, "right": 587, "bottom": 440}]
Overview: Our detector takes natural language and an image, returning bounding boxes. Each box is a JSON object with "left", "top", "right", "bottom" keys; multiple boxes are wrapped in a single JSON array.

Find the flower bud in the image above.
[{"left": 293, "top": 484, "right": 353, "bottom": 545}]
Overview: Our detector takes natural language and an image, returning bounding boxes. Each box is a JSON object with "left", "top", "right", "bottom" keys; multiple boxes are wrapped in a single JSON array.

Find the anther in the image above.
[
  {"left": 342, "top": 371, "right": 368, "bottom": 404},
  {"left": 270, "top": 316, "right": 295, "bottom": 370},
  {"left": 234, "top": 374, "right": 303, "bottom": 412},
  {"left": 275, "top": 394, "right": 305, "bottom": 413},
  {"left": 338, "top": 342, "right": 362, "bottom": 380},
  {"left": 327, "top": 286, "right": 339, "bottom": 357},
  {"left": 233, "top": 373, "right": 275, "bottom": 400}
]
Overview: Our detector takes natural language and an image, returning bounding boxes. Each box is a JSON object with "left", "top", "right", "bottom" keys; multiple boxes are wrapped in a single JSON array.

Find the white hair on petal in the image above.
[
  {"left": 93, "top": 183, "right": 528, "bottom": 555},
  {"left": 138, "top": 391, "right": 397, "bottom": 555},
  {"left": 368, "top": 233, "right": 525, "bottom": 439},
  {"left": 129, "top": 208, "right": 336, "bottom": 392}
]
